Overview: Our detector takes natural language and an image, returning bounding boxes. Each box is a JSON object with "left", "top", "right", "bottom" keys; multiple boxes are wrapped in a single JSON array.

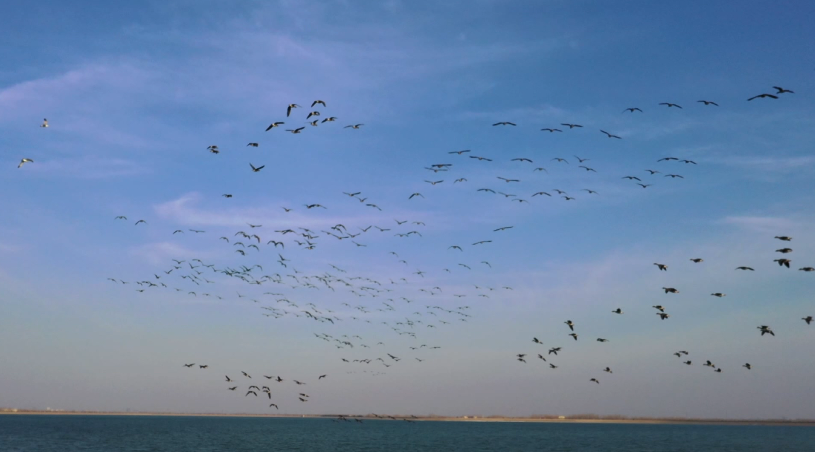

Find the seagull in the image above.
[
  {"left": 306, "top": 111, "right": 321, "bottom": 119},
  {"left": 541, "top": 128, "right": 562, "bottom": 133},
  {"left": 493, "top": 122, "right": 516, "bottom": 126},
  {"left": 622, "top": 107, "right": 642, "bottom": 113},
  {"left": 773, "top": 86, "right": 794, "bottom": 94},
  {"left": 321, "top": 117, "right": 338, "bottom": 123},
  {"left": 17, "top": 158, "right": 34, "bottom": 168},
  {"left": 698, "top": 100, "right": 719, "bottom": 106},
  {"left": 561, "top": 123, "right": 583, "bottom": 129},
  {"left": 265, "top": 122, "right": 285, "bottom": 131},
  {"left": 311, "top": 100, "right": 327, "bottom": 108},
  {"left": 250, "top": 163, "right": 265, "bottom": 172},
  {"left": 600, "top": 130, "right": 622, "bottom": 139},
  {"left": 659, "top": 102, "right": 683, "bottom": 109},
  {"left": 344, "top": 124, "right": 364, "bottom": 129},
  {"left": 286, "top": 127, "right": 305, "bottom": 134}
]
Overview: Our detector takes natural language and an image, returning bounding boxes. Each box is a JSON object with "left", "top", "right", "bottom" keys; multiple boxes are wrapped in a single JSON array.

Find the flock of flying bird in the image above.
[{"left": 19, "top": 84, "right": 813, "bottom": 418}]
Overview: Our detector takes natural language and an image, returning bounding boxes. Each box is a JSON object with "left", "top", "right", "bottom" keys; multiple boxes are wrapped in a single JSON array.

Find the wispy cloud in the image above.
[{"left": 719, "top": 215, "right": 801, "bottom": 234}]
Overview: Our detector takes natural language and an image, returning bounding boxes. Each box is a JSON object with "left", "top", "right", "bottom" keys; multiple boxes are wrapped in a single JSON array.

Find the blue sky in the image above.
[{"left": 2, "top": 0, "right": 815, "bottom": 418}]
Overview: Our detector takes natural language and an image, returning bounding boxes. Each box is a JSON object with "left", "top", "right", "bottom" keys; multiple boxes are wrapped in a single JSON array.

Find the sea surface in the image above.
[{"left": 1, "top": 415, "right": 814, "bottom": 452}]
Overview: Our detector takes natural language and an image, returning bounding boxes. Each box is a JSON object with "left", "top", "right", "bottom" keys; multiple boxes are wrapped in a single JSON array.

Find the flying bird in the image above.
[
  {"left": 17, "top": 158, "right": 34, "bottom": 168},
  {"left": 250, "top": 163, "right": 265, "bottom": 172}
]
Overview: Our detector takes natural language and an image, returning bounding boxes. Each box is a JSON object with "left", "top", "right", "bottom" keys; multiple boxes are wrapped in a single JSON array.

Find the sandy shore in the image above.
[{"left": 2, "top": 411, "right": 813, "bottom": 426}]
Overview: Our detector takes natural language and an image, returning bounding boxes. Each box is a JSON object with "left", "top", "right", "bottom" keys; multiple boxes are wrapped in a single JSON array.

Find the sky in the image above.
[{"left": 1, "top": 0, "right": 815, "bottom": 419}]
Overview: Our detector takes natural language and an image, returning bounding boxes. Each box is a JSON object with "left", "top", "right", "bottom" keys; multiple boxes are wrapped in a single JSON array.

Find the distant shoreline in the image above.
[{"left": 2, "top": 411, "right": 814, "bottom": 426}]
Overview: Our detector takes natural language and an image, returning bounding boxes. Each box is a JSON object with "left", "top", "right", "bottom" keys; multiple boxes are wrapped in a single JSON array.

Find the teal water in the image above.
[{"left": 1, "top": 415, "right": 814, "bottom": 451}]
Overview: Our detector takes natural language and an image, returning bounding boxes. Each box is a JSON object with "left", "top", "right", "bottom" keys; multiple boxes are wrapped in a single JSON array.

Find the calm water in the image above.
[{"left": 1, "top": 415, "right": 814, "bottom": 452}]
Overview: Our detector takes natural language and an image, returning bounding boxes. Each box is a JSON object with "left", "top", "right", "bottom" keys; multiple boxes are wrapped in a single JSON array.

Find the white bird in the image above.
[{"left": 18, "top": 158, "right": 34, "bottom": 168}]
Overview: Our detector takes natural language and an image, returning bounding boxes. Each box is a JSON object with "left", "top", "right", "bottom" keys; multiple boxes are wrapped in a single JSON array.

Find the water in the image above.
[{"left": 1, "top": 415, "right": 814, "bottom": 452}]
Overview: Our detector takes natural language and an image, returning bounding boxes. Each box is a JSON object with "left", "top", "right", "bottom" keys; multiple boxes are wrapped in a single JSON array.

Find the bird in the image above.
[
  {"left": 803, "top": 316, "right": 812, "bottom": 325},
  {"left": 603, "top": 367, "right": 612, "bottom": 373},
  {"left": 590, "top": 378, "right": 599, "bottom": 384},
  {"left": 493, "top": 122, "right": 516, "bottom": 126},
  {"left": 225, "top": 376, "right": 232, "bottom": 382},
  {"left": 265, "top": 122, "right": 285, "bottom": 131},
  {"left": 250, "top": 163, "right": 265, "bottom": 172},
  {"left": 654, "top": 263, "right": 668, "bottom": 271},
  {"left": 114, "top": 216, "right": 127, "bottom": 220},
  {"left": 652, "top": 305, "right": 665, "bottom": 312},
  {"left": 286, "top": 104, "right": 301, "bottom": 116},
  {"left": 662, "top": 287, "right": 679, "bottom": 294},
  {"left": 409, "top": 193, "right": 424, "bottom": 199},
  {"left": 773, "top": 86, "right": 794, "bottom": 94},
  {"left": 222, "top": 194, "right": 233, "bottom": 198},
  {"left": 657, "top": 313, "right": 670, "bottom": 320},
  {"left": 322, "top": 117, "right": 338, "bottom": 123},
  {"left": 799, "top": 267, "right": 814, "bottom": 272},
  {"left": 776, "top": 248, "right": 793, "bottom": 254},
  {"left": 758, "top": 325, "right": 775, "bottom": 336},
  {"left": 344, "top": 124, "right": 364, "bottom": 129},
  {"left": 286, "top": 127, "right": 305, "bottom": 134},
  {"left": 690, "top": 258, "right": 704, "bottom": 263},
  {"left": 600, "top": 130, "right": 621, "bottom": 139},
  {"left": 743, "top": 363, "right": 752, "bottom": 370},
  {"left": 565, "top": 320, "right": 574, "bottom": 331},
  {"left": 134, "top": 220, "right": 147, "bottom": 225},
  {"left": 306, "top": 111, "right": 321, "bottom": 119},
  {"left": 612, "top": 308, "right": 623, "bottom": 314},
  {"left": 698, "top": 100, "right": 719, "bottom": 106},
  {"left": 183, "top": 363, "right": 195, "bottom": 367},
  {"left": 541, "top": 128, "right": 562, "bottom": 133},
  {"left": 561, "top": 123, "right": 583, "bottom": 129},
  {"left": 569, "top": 333, "right": 578, "bottom": 341},
  {"left": 311, "top": 100, "right": 327, "bottom": 108},
  {"left": 659, "top": 102, "right": 682, "bottom": 109},
  {"left": 247, "top": 142, "right": 259, "bottom": 147},
  {"left": 17, "top": 158, "right": 34, "bottom": 168},
  {"left": 747, "top": 93, "right": 778, "bottom": 101},
  {"left": 711, "top": 293, "right": 726, "bottom": 298},
  {"left": 318, "top": 375, "right": 327, "bottom": 379},
  {"left": 735, "top": 266, "right": 755, "bottom": 271},
  {"left": 622, "top": 107, "right": 642, "bottom": 113},
  {"left": 775, "top": 236, "right": 792, "bottom": 241},
  {"left": 774, "top": 259, "right": 791, "bottom": 268}
]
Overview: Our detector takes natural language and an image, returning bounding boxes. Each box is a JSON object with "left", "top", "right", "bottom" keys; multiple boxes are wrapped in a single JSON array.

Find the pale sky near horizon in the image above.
[{"left": 2, "top": 1, "right": 815, "bottom": 419}]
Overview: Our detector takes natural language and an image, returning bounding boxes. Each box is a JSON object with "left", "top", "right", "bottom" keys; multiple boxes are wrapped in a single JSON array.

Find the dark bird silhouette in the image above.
[
  {"left": 747, "top": 93, "right": 778, "bottom": 101},
  {"left": 659, "top": 102, "right": 682, "bottom": 109},
  {"left": 623, "top": 107, "right": 642, "bottom": 113},
  {"left": 773, "top": 86, "right": 794, "bottom": 94},
  {"left": 698, "top": 100, "right": 719, "bottom": 106},
  {"left": 600, "top": 130, "right": 622, "bottom": 139},
  {"left": 250, "top": 163, "right": 265, "bottom": 172},
  {"left": 561, "top": 123, "right": 583, "bottom": 129},
  {"left": 265, "top": 122, "right": 285, "bottom": 131},
  {"left": 493, "top": 122, "right": 516, "bottom": 126}
]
